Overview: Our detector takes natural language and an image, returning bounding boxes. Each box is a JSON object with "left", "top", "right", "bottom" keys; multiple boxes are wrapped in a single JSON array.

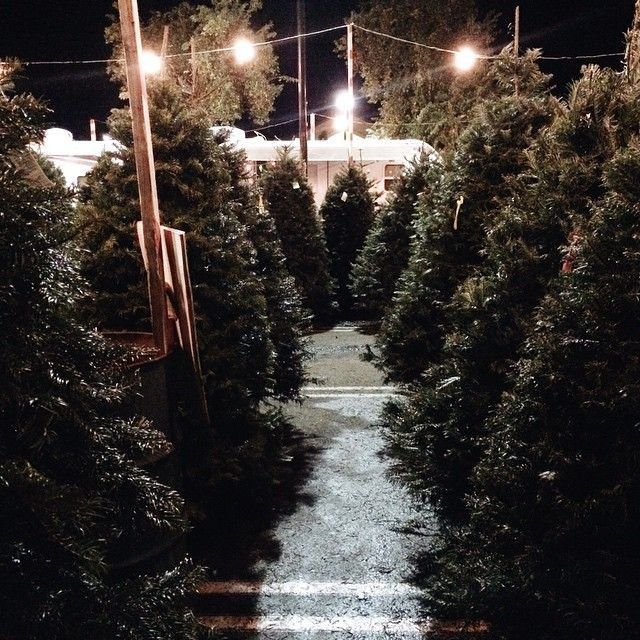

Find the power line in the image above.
[
  {"left": 21, "top": 24, "right": 347, "bottom": 67},
  {"left": 353, "top": 24, "right": 469, "bottom": 57},
  {"left": 353, "top": 23, "right": 625, "bottom": 62},
  {"left": 16, "top": 21, "right": 626, "bottom": 68},
  {"left": 251, "top": 117, "right": 299, "bottom": 132}
]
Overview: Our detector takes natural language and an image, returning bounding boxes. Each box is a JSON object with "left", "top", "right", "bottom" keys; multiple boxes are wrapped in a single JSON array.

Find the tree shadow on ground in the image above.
[{"left": 188, "top": 411, "right": 322, "bottom": 633}]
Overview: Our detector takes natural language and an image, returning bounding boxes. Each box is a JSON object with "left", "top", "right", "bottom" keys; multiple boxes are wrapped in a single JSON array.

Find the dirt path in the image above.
[{"left": 198, "top": 326, "right": 435, "bottom": 637}]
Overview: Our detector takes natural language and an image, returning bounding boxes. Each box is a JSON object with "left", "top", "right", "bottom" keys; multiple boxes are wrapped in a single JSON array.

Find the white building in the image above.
[{"left": 37, "top": 126, "right": 436, "bottom": 205}]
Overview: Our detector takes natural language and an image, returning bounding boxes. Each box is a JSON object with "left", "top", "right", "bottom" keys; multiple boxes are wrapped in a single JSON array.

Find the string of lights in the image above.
[
  {"left": 16, "top": 21, "right": 626, "bottom": 68},
  {"left": 20, "top": 24, "right": 348, "bottom": 66},
  {"left": 352, "top": 23, "right": 625, "bottom": 62}
]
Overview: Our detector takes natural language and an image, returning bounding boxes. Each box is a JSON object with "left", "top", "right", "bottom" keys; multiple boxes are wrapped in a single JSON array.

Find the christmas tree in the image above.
[
  {"left": 434, "top": 144, "right": 640, "bottom": 639},
  {"left": 0, "top": 66, "right": 200, "bottom": 640},
  {"left": 383, "top": 61, "right": 640, "bottom": 523},
  {"left": 320, "top": 165, "right": 376, "bottom": 314},
  {"left": 260, "top": 151, "right": 335, "bottom": 322},
  {"left": 76, "top": 81, "right": 276, "bottom": 423},
  {"left": 213, "top": 137, "right": 309, "bottom": 401},
  {"left": 350, "top": 153, "right": 435, "bottom": 317},
  {"left": 376, "top": 50, "right": 555, "bottom": 384}
]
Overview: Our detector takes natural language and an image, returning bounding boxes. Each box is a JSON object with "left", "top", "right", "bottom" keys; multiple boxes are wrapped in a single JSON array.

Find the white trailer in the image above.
[{"left": 37, "top": 127, "right": 437, "bottom": 206}]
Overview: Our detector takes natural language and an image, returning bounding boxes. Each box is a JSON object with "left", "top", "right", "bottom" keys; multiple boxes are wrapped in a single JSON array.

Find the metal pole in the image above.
[
  {"left": 347, "top": 22, "right": 354, "bottom": 165},
  {"left": 297, "top": 0, "right": 308, "bottom": 170},
  {"left": 117, "top": 0, "right": 168, "bottom": 353}
]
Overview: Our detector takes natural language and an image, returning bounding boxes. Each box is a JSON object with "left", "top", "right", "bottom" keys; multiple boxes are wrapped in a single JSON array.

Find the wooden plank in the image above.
[{"left": 118, "top": 0, "right": 169, "bottom": 353}]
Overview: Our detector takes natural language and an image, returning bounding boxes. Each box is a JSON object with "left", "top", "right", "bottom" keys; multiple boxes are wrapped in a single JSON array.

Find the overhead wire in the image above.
[
  {"left": 17, "top": 21, "right": 626, "bottom": 68},
  {"left": 21, "top": 24, "right": 348, "bottom": 67}
]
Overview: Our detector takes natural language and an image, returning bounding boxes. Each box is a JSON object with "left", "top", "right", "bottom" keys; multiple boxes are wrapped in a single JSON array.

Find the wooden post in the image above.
[
  {"left": 191, "top": 37, "right": 197, "bottom": 95},
  {"left": 160, "top": 25, "right": 169, "bottom": 58},
  {"left": 297, "top": 0, "right": 308, "bottom": 171},
  {"left": 310, "top": 112, "right": 316, "bottom": 141},
  {"left": 625, "top": 0, "right": 640, "bottom": 82},
  {"left": 118, "top": 0, "right": 169, "bottom": 353},
  {"left": 514, "top": 5, "right": 520, "bottom": 98},
  {"left": 347, "top": 22, "right": 354, "bottom": 165}
]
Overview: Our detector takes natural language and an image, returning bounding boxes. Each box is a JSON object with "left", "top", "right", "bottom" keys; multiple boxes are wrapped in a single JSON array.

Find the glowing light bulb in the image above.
[
  {"left": 141, "top": 50, "right": 163, "bottom": 75},
  {"left": 335, "top": 89, "right": 355, "bottom": 113},
  {"left": 233, "top": 38, "right": 256, "bottom": 64},
  {"left": 333, "top": 114, "right": 348, "bottom": 132},
  {"left": 454, "top": 46, "right": 478, "bottom": 72}
]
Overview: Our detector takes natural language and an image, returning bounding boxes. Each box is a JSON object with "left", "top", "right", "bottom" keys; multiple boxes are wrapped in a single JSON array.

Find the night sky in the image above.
[{"left": 0, "top": 1, "right": 636, "bottom": 139}]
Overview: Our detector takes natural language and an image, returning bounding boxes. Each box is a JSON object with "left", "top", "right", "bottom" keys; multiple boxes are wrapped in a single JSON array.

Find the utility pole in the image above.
[
  {"left": 625, "top": 0, "right": 640, "bottom": 82},
  {"left": 310, "top": 112, "right": 316, "bottom": 141},
  {"left": 191, "top": 37, "right": 197, "bottom": 96},
  {"left": 160, "top": 25, "right": 169, "bottom": 59},
  {"left": 117, "top": 0, "right": 169, "bottom": 353},
  {"left": 514, "top": 5, "right": 520, "bottom": 98},
  {"left": 297, "top": 0, "right": 308, "bottom": 170},
  {"left": 347, "top": 22, "right": 354, "bottom": 165}
]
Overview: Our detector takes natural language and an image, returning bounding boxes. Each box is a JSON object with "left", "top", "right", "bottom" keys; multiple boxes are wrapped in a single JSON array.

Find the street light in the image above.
[
  {"left": 333, "top": 114, "right": 348, "bottom": 132},
  {"left": 141, "top": 50, "right": 163, "bottom": 75},
  {"left": 233, "top": 38, "right": 256, "bottom": 65},
  {"left": 454, "top": 46, "right": 478, "bottom": 72},
  {"left": 335, "top": 89, "right": 355, "bottom": 113}
]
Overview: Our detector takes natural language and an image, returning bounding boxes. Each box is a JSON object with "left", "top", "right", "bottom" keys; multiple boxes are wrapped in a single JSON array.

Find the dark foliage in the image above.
[
  {"left": 377, "top": 51, "right": 555, "bottom": 384},
  {"left": 76, "top": 81, "right": 307, "bottom": 421},
  {"left": 382, "top": 63, "right": 640, "bottom": 522},
  {"left": 321, "top": 165, "right": 376, "bottom": 314},
  {"left": 0, "top": 79, "right": 201, "bottom": 640},
  {"left": 260, "top": 151, "right": 335, "bottom": 322},
  {"left": 350, "top": 153, "right": 436, "bottom": 317},
  {"left": 436, "top": 170, "right": 640, "bottom": 639}
]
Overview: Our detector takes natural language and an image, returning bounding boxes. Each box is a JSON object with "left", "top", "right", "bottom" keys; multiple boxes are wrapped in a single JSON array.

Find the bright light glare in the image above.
[
  {"left": 233, "top": 38, "right": 256, "bottom": 64},
  {"left": 454, "top": 46, "right": 478, "bottom": 72},
  {"left": 333, "top": 114, "right": 348, "bottom": 132},
  {"left": 141, "top": 50, "right": 163, "bottom": 75},
  {"left": 335, "top": 89, "right": 355, "bottom": 113}
]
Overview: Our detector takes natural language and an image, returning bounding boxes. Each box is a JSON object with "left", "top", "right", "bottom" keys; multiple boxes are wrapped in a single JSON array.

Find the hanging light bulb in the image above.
[{"left": 454, "top": 46, "right": 478, "bottom": 72}]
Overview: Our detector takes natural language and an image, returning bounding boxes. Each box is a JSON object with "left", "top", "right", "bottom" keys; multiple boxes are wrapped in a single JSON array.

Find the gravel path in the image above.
[{"left": 199, "top": 327, "right": 435, "bottom": 638}]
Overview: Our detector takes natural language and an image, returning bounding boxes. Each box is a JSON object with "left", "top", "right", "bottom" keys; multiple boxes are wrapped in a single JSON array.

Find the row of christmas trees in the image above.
[
  {"left": 349, "top": 42, "right": 640, "bottom": 639},
  {"left": 0, "top": 52, "right": 382, "bottom": 635}
]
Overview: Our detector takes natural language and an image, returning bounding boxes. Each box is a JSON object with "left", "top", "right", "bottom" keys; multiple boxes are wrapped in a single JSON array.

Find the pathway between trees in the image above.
[{"left": 197, "top": 326, "right": 436, "bottom": 637}]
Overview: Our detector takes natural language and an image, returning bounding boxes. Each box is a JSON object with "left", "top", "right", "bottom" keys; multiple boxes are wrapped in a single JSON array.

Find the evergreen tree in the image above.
[
  {"left": 350, "top": 153, "right": 435, "bottom": 317},
  {"left": 377, "top": 50, "right": 554, "bottom": 384},
  {"left": 321, "top": 165, "right": 376, "bottom": 314},
  {"left": 383, "top": 62, "right": 640, "bottom": 522},
  {"left": 434, "top": 146, "right": 640, "bottom": 639},
  {"left": 106, "top": 0, "right": 281, "bottom": 125},
  {"left": 76, "top": 81, "right": 276, "bottom": 425},
  {"left": 260, "top": 151, "right": 335, "bottom": 321},
  {"left": 0, "top": 68, "right": 200, "bottom": 640},
  {"left": 351, "top": 0, "right": 495, "bottom": 147},
  {"left": 215, "top": 139, "right": 309, "bottom": 400}
]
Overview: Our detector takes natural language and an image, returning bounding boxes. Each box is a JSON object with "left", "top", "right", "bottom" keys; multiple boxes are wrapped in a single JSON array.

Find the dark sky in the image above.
[{"left": 0, "top": 1, "right": 636, "bottom": 139}]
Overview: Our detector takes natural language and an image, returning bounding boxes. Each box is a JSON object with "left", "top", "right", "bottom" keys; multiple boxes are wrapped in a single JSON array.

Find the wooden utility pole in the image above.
[
  {"left": 297, "top": 0, "right": 308, "bottom": 170},
  {"left": 347, "top": 22, "right": 354, "bottom": 165},
  {"left": 160, "top": 25, "right": 169, "bottom": 58},
  {"left": 190, "top": 37, "right": 197, "bottom": 95},
  {"left": 514, "top": 5, "right": 520, "bottom": 98},
  {"left": 625, "top": 0, "right": 640, "bottom": 82},
  {"left": 118, "top": 0, "right": 169, "bottom": 353}
]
